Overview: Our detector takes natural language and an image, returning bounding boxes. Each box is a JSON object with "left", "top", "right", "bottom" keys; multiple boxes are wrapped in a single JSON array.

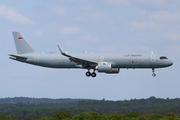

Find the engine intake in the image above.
[{"left": 97, "top": 62, "right": 112, "bottom": 72}]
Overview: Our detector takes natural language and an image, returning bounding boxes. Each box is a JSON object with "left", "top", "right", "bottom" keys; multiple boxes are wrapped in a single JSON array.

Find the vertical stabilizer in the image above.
[{"left": 12, "top": 32, "right": 36, "bottom": 54}]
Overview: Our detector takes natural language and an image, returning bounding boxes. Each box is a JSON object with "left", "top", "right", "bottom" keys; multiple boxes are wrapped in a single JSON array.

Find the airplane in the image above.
[{"left": 9, "top": 32, "right": 173, "bottom": 77}]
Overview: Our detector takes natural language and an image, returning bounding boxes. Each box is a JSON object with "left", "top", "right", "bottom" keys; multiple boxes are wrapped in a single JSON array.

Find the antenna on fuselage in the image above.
[{"left": 83, "top": 50, "right": 87, "bottom": 53}]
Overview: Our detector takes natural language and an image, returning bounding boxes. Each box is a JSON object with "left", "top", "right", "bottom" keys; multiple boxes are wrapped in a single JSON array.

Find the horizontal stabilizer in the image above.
[{"left": 9, "top": 54, "right": 27, "bottom": 59}]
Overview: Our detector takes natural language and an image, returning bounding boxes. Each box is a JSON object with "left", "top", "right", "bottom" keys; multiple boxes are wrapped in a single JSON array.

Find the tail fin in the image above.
[{"left": 12, "top": 32, "right": 36, "bottom": 54}]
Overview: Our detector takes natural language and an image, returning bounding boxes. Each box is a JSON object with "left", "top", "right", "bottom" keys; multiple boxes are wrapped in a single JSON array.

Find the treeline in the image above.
[
  {"left": 0, "top": 103, "right": 91, "bottom": 116},
  {"left": 0, "top": 111, "right": 179, "bottom": 120},
  {"left": 0, "top": 96, "right": 180, "bottom": 119},
  {"left": 0, "top": 97, "right": 86, "bottom": 104},
  {"left": 76, "top": 96, "right": 180, "bottom": 114}
]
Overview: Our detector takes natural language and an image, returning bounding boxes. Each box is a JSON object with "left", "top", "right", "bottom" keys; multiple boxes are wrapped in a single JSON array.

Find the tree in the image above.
[{"left": 52, "top": 111, "right": 71, "bottom": 119}]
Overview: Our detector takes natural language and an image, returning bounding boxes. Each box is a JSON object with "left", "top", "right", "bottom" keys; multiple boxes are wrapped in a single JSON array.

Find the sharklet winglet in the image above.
[{"left": 57, "top": 45, "right": 71, "bottom": 57}]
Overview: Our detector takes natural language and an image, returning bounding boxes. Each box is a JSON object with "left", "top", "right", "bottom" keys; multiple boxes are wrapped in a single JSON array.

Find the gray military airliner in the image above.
[{"left": 9, "top": 32, "right": 173, "bottom": 77}]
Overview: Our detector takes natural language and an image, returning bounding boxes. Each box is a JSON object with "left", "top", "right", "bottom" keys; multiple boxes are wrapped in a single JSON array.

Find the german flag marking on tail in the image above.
[{"left": 18, "top": 38, "right": 22, "bottom": 40}]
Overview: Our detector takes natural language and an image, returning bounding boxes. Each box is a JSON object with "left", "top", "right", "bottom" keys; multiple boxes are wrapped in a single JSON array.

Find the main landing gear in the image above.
[
  {"left": 86, "top": 70, "right": 96, "bottom": 77},
  {"left": 152, "top": 68, "right": 156, "bottom": 77}
]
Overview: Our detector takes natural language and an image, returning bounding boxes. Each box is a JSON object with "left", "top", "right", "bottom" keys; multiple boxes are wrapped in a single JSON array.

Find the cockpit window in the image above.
[{"left": 160, "top": 56, "right": 168, "bottom": 60}]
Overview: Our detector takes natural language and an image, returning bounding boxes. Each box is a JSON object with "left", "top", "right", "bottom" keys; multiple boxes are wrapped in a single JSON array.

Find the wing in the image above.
[{"left": 58, "top": 46, "right": 97, "bottom": 69}]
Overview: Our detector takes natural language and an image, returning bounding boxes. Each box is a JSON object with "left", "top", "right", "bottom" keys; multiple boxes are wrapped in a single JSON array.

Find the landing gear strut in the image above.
[
  {"left": 152, "top": 68, "right": 156, "bottom": 77},
  {"left": 85, "top": 70, "right": 96, "bottom": 77}
]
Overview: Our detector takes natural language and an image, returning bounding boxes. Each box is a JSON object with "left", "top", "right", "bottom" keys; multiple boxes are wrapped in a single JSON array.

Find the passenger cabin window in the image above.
[{"left": 160, "top": 56, "right": 168, "bottom": 60}]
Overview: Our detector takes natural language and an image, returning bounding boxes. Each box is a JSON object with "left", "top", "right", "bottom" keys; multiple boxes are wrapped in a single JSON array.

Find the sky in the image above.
[{"left": 0, "top": 0, "right": 180, "bottom": 101}]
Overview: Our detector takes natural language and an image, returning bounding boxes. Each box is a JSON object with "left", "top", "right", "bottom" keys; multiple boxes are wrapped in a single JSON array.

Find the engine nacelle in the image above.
[
  {"left": 96, "top": 62, "right": 112, "bottom": 73},
  {"left": 96, "top": 63, "right": 120, "bottom": 74}
]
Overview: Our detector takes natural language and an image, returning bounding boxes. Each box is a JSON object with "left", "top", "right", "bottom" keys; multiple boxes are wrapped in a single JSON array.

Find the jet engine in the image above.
[{"left": 96, "top": 62, "right": 119, "bottom": 74}]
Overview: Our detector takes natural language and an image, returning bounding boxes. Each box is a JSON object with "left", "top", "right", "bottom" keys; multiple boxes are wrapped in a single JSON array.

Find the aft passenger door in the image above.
[{"left": 35, "top": 55, "right": 39, "bottom": 62}]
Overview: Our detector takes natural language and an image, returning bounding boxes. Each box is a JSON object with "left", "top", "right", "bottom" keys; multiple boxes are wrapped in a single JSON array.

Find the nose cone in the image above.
[{"left": 167, "top": 60, "right": 173, "bottom": 67}]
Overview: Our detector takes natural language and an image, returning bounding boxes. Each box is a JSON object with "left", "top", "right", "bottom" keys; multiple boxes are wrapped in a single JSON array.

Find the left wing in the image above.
[{"left": 58, "top": 45, "right": 97, "bottom": 69}]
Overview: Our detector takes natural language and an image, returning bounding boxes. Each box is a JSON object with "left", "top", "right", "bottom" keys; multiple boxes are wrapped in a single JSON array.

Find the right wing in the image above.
[{"left": 58, "top": 46, "right": 98, "bottom": 69}]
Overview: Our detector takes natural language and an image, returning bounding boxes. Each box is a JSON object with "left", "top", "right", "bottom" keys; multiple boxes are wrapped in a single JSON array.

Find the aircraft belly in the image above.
[{"left": 38, "top": 59, "right": 76, "bottom": 68}]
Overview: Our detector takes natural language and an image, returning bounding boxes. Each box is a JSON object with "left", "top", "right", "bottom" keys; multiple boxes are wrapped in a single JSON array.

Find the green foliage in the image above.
[
  {"left": 1, "top": 111, "right": 180, "bottom": 120},
  {"left": 76, "top": 97, "right": 180, "bottom": 114},
  {"left": 1, "top": 96, "right": 180, "bottom": 116},
  {"left": 0, "top": 103, "right": 91, "bottom": 116},
  {"left": 165, "top": 113, "right": 176, "bottom": 120},
  {"left": 126, "top": 112, "right": 141, "bottom": 118},
  {"left": 39, "top": 112, "right": 180, "bottom": 120},
  {"left": 146, "top": 114, "right": 164, "bottom": 120},
  {"left": 33, "top": 117, "right": 57, "bottom": 120},
  {"left": 0, "top": 97, "right": 83, "bottom": 104},
  {"left": 52, "top": 111, "right": 71, "bottom": 120},
  {"left": 108, "top": 113, "right": 124, "bottom": 120},
  {"left": 1, "top": 97, "right": 180, "bottom": 119},
  {"left": 0, "top": 115, "right": 14, "bottom": 120},
  {"left": 72, "top": 112, "right": 108, "bottom": 120}
]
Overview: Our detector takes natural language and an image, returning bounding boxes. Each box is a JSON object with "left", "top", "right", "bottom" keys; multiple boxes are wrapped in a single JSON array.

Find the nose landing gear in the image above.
[
  {"left": 85, "top": 70, "right": 96, "bottom": 77},
  {"left": 152, "top": 68, "right": 156, "bottom": 77}
]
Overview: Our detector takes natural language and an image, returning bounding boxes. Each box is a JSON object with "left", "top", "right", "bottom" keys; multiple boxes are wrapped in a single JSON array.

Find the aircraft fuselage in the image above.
[{"left": 10, "top": 53, "right": 173, "bottom": 69}]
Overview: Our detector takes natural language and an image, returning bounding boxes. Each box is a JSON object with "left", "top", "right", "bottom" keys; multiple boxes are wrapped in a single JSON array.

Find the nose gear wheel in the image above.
[{"left": 152, "top": 68, "right": 156, "bottom": 77}]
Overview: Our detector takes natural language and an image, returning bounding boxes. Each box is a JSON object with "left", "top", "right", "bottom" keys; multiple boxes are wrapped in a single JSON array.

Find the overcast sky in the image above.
[{"left": 0, "top": 0, "right": 179, "bottom": 101}]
